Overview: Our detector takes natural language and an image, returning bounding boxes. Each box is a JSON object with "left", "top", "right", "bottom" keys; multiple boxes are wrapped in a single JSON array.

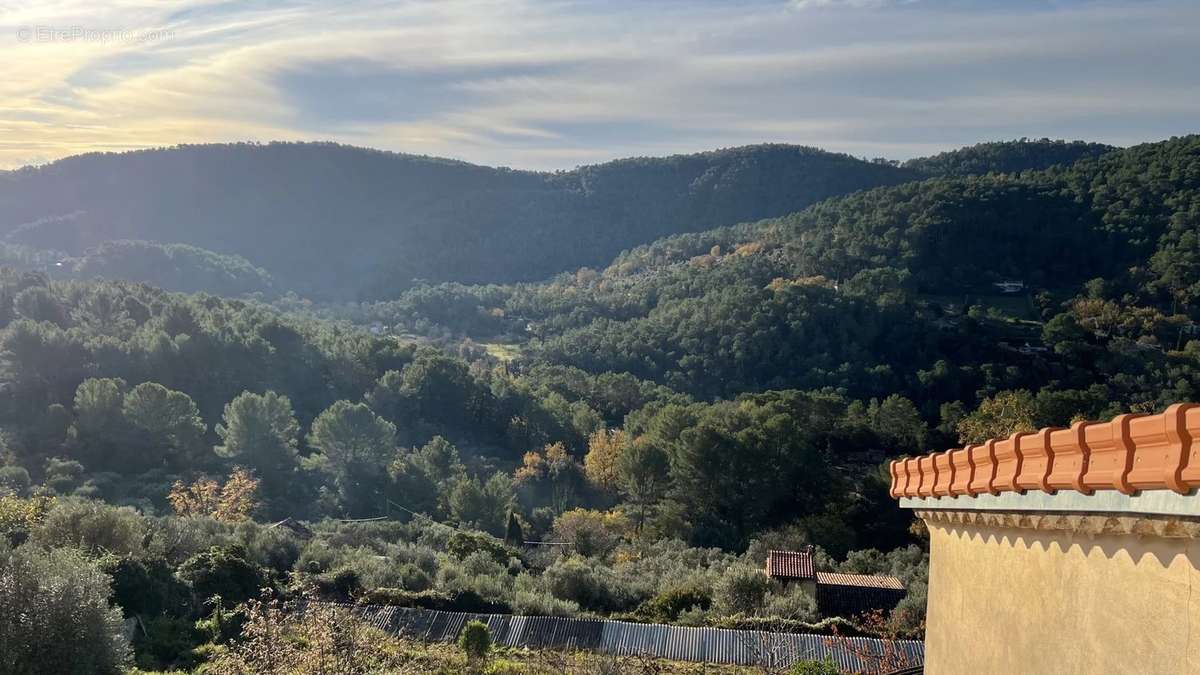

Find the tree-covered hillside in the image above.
[
  {"left": 902, "top": 138, "right": 1116, "bottom": 177},
  {"left": 0, "top": 143, "right": 916, "bottom": 300},
  {"left": 350, "top": 135, "right": 1200, "bottom": 413},
  {"left": 3, "top": 134, "right": 1196, "bottom": 672},
  {"left": 0, "top": 270, "right": 915, "bottom": 545},
  {"left": 69, "top": 240, "right": 276, "bottom": 297}
]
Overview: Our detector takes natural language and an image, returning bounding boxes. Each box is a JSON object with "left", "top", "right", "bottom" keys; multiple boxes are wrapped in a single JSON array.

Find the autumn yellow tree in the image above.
[
  {"left": 550, "top": 508, "right": 631, "bottom": 557},
  {"left": 514, "top": 442, "right": 585, "bottom": 514},
  {"left": 168, "top": 468, "right": 260, "bottom": 522},
  {"left": 0, "top": 494, "right": 54, "bottom": 537},
  {"left": 956, "top": 390, "right": 1037, "bottom": 444},
  {"left": 583, "top": 428, "right": 628, "bottom": 490}
]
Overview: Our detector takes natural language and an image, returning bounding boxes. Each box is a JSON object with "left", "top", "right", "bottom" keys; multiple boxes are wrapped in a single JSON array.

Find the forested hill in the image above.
[
  {"left": 2, "top": 136, "right": 1196, "bottom": 671},
  {"left": 902, "top": 138, "right": 1116, "bottom": 177},
  {"left": 355, "top": 135, "right": 1200, "bottom": 413},
  {"left": 0, "top": 142, "right": 915, "bottom": 299}
]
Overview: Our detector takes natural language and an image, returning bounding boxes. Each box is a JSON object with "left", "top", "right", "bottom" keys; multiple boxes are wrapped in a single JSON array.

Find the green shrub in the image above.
[
  {"left": 764, "top": 584, "right": 818, "bottom": 622},
  {"left": 99, "top": 555, "right": 193, "bottom": 617},
  {"left": 447, "top": 531, "right": 519, "bottom": 565},
  {"left": 314, "top": 564, "right": 363, "bottom": 600},
  {"left": 354, "top": 550, "right": 435, "bottom": 590},
  {"left": 543, "top": 555, "right": 640, "bottom": 612},
  {"left": 313, "top": 519, "right": 418, "bottom": 550},
  {"left": 194, "top": 598, "right": 248, "bottom": 644},
  {"left": 608, "top": 538, "right": 734, "bottom": 599},
  {"left": 356, "top": 587, "right": 453, "bottom": 608},
  {"left": 446, "top": 588, "right": 512, "bottom": 613},
  {"left": 713, "top": 565, "right": 772, "bottom": 616},
  {"left": 176, "top": 546, "right": 266, "bottom": 606},
  {"left": 889, "top": 580, "right": 927, "bottom": 636},
  {"left": 297, "top": 538, "right": 340, "bottom": 573},
  {"left": 0, "top": 465, "right": 31, "bottom": 495},
  {"left": 459, "top": 620, "right": 491, "bottom": 663},
  {"left": 511, "top": 573, "right": 580, "bottom": 617},
  {"left": 511, "top": 587, "right": 581, "bottom": 617},
  {"left": 712, "top": 615, "right": 866, "bottom": 637},
  {"left": 634, "top": 581, "right": 712, "bottom": 622},
  {"left": 297, "top": 540, "right": 440, "bottom": 594},
  {"left": 355, "top": 587, "right": 512, "bottom": 613},
  {"left": 30, "top": 497, "right": 148, "bottom": 556},
  {"left": 144, "top": 514, "right": 234, "bottom": 564},
  {"left": 461, "top": 549, "right": 508, "bottom": 576},
  {"left": 676, "top": 605, "right": 709, "bottom": 626},
  {"left": 42, "top": 457, "right": 88, "bottom": 495},
  {"left": 397, "top": 561, "right": 434, "bottom": 590},
  {"left": 233, "top": 520, "right": 301, "bottom": 573},
  {"left": 0, "top": 545, "right": 130, "bottom": 674},
  {"left": 133, "top": 615, "right": 202, "bottom": 671}
]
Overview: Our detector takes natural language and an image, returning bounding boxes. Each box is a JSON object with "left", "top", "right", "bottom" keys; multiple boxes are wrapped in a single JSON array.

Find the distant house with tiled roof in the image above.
[
  {"left": 767, "top": 549, "right": 906, "bottom": 617},
  {"left": 814, "top": 572, "right": 905, "bottom": 618},
  {"left": 766, "top": 549, "right": 814, "bottom": 580},
  {"left": 766, "top": 548, "right": 816, "bottom": 596}
]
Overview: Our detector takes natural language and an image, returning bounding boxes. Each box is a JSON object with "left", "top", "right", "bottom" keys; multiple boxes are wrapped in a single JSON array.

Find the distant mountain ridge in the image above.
[
  {"left": 0, "top": 142, "right": 915, "bottom": 299},
  {"left": 903, "top": 138, "right": 1115, "bottom": 177},
  {"left": 0, "top": 138, "right": 1117, "bottom": 299}
]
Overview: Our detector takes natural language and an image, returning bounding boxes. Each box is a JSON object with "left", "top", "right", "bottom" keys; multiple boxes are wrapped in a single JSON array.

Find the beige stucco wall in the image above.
[{"left": 924, "top": 513, "right": 1200, "bottom": 674}]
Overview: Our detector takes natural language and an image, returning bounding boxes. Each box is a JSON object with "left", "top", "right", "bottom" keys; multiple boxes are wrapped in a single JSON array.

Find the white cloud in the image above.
[
  {"left": 0, "top": 0, "right": 1196, "bottom": 170},
  {"left": 790, "top": 0, "right": 918, "bottom": 9}
]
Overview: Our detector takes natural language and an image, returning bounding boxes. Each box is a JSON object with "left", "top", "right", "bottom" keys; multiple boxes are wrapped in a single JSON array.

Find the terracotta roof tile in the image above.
[
  {"left": 815, "top": 572, "right": 904, "bottom": 590},
  {"left": 889, "top": 403, "right": 1200, "bottom": 499},
  {"left": 766, "top": 549, "right": 814, "bottom": 580}
]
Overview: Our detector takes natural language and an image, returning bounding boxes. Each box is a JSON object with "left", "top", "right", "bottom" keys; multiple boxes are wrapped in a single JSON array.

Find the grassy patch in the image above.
[{"left": 482, "top": 342, "right": 524, "bottom": 362}]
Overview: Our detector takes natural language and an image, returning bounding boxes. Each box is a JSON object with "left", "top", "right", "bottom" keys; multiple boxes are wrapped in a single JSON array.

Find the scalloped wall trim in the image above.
[{"left": 915, "top": 508, "right": 1200, "bottom": 538}]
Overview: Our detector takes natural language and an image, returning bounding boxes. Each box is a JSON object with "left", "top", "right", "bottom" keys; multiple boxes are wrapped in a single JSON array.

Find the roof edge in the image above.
[{"left": 890, "top": 403, "right": 1200, "bottom": 502}]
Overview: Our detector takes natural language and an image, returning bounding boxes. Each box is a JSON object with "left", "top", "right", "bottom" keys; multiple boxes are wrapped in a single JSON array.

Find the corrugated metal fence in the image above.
[{"left": 314, "top": 603, "right": 924, "bottom": 672}]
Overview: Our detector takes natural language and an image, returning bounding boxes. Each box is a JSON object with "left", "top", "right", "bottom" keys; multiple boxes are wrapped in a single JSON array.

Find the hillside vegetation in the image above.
[
  {"left": 0, "top": 143, "right": 915, "bottom": 300},
  {"left": 2, "top": 135, "right": 1196, "bottom": 673},
  {"left": 902, "top": 138, "right": 1115, "bottom": 177},
  {"left": 355, "top": 135, "right": 1200, "bottom": 414},
  {"left": 0, "top": 139, "right": 1117, "bottom": 301}
]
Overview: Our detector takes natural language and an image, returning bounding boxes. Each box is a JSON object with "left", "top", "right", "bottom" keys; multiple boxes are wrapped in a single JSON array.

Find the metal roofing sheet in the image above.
[
  {"left": 308, "top": 603, "right": 923, "bottom": 670},
  {"left": 816, "top": 571, "right": 905, "bottom": 590}
]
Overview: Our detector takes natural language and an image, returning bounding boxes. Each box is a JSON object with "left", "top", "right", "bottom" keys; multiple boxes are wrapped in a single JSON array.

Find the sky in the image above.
[{"left": 0, "top": 0, "right": 1197, "bottom": 171}]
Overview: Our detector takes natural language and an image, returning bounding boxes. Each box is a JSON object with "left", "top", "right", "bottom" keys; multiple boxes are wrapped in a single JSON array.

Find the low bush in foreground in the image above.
[{"left": 0, "top": 544, "right": 130, "bottom": 674}]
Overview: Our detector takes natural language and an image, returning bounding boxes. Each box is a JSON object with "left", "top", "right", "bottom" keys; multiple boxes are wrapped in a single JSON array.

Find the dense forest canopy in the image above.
[
  {"left": 69, "top": 240, "right": 276, "bottom": 297},
  {"left": 333, "top": 135, "right": 1200, "bottom": 412},
  {"left": 901, "top": 138, "right": 1116, "bottom": 177},
  {"left": 2, "top": 134, "right": 1197, "bottom": 672}
]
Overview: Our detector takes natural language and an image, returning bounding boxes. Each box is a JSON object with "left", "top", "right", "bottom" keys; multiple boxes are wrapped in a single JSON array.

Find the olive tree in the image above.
[{"left": 0, "top": 544, "right": 130, "bottom": 674}]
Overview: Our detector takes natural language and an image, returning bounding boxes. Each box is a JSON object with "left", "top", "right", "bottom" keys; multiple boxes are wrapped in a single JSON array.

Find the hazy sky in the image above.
[{"left": 1, "top": 0, "right": 1197, "bottom": 170}]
